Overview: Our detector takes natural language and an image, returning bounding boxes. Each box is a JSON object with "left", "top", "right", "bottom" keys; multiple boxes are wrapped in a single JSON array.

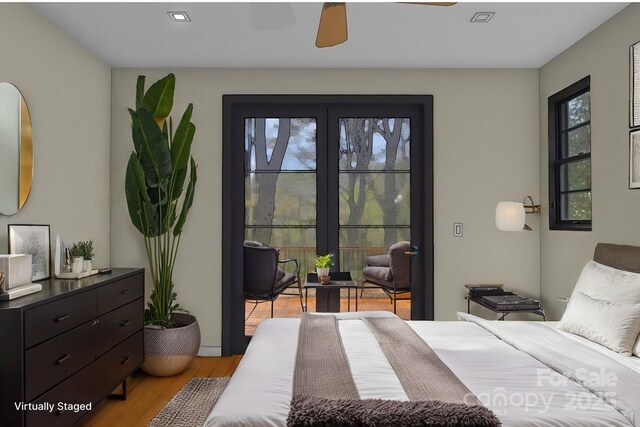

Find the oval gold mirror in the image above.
[{"left": 0, "top": 83, "right": 33, "bottom": 216}]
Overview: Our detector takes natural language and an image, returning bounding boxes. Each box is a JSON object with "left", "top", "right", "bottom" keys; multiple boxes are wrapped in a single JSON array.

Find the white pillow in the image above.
[
  {"left": 558, "top": 292, "right": 640, "bottom": 356},
  {"left": 571, "top": 261, "right": 640, "bottom": 304},
  {"left": 635, "top": 335, "right": 640, "bottom": 357}
]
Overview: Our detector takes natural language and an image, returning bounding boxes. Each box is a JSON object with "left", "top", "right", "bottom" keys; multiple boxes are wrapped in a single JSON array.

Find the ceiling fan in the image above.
[{"left": 316, "top": 2, "right": 457, "bottom": 48}]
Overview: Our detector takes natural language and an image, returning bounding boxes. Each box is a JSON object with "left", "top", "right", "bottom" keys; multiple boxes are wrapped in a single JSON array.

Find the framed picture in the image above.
[
  {"left": 630, "top": 130, "right": 640, "bottom": 189},
  {"left": 8, "top": 224, "right": 51, "bottom": 281},
  {"left": 631, "top": 41, "right": 640, "bottom": 128}
]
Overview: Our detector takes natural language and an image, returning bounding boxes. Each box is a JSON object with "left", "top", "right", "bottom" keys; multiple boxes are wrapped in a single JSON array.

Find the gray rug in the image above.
[{"left": 149, "top": 377, "right": 230, "bottom": 427}]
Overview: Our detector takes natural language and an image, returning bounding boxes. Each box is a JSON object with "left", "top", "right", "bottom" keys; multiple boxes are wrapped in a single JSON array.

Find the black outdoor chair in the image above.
[
  {"left": 362, "top": 241, "right": 412, "bottom": 314},
  {"left": 243, "top": 242, "right": 303, "bottom": 318}
]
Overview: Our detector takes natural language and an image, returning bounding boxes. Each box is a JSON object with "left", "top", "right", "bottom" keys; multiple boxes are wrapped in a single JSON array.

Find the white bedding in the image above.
[{"left": 206, "top": 313, "right": 637, "bottom": 427}]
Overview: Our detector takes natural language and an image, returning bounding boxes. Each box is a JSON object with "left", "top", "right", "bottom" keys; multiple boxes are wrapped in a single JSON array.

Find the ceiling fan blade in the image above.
[
  {"left": 315, "top": 3, "right": 348, "bottom": 48},
  {"left": 399, "top": 2, "right": 457, "bottom": 5}
]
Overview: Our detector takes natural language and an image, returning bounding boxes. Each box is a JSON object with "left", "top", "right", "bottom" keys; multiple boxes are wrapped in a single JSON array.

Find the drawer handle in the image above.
[
  {"left": 56, "top": 354, "right": 71, "bottom": 365},
  {"left": 55, "top": 314, "right": 70, "bottom": 322},
  {"left": 121, "top": 319, "right": 131, "bottom": 327},
  {"left": 92, "top": 319, "right": 100, "bottom": 326},
  {"left": 121, "top": 357, "right": 130, "bottom": 365},
  {"left": 55, "top": 409, "right": 63, "bottom": 416},
  {"left": 121, "top": 289, "right": 131, "bottom": 295}
]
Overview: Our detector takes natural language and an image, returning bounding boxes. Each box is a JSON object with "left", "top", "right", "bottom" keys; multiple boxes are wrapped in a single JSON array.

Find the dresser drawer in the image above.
[
  {"left": 95, "top": 298, "right": 144, "bottom": 355},
  {"left": 25, "top": 290, "right": 96, "bottom": 348},
  {"left": 97, "top": 273, "right": 143, "bottom": 315},
  {"left": 25, "top": 320, "right": 97, "bottom": 401},
  {"left": 26, "top": 358, "right": 101, "bottom": 427},
  {"left": 93, "top": 330, "right": 144, "bottom": 396}
]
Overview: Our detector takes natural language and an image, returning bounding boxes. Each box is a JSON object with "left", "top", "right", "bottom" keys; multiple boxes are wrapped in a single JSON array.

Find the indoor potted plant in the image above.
[
  {"left": 315, "top": 253, "right": 333, "bottom": 283},
  {"left": 69, "top": 243, "right": 84, "bottom": 274},
  {"left": 78, "top": 240, "right": 95, "bottom": 272},
  {"left": 124, "top": 73, "right": 200, "bottom": 377}
]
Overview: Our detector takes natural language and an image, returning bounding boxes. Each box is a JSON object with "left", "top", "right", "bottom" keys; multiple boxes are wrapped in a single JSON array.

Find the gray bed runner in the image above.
[
  {"left": 288, "top": 314, "right": 500, "bottom": 427},
  {"left": 362, "top": 316, "right": 481, "bottom": 404}
]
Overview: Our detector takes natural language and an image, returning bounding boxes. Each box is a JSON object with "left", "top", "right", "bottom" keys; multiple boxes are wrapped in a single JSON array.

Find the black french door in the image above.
[{"left": 223, "top": 96, "right": 433, "bottom": 355}]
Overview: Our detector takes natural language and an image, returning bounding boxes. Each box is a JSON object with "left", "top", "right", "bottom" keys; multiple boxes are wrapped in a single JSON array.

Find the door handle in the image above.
[{"left": 404, "top": 245, "right": 420, "bottom": 257}]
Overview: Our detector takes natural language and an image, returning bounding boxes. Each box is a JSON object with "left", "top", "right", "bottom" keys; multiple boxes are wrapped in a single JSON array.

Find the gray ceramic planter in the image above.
[{"left": 142, "top": 313, "right": 201, "bottom": 377}]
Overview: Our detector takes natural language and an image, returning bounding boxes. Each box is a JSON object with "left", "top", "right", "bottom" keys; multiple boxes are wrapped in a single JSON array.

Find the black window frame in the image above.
[{"left": 548, "top": 76, "right": 592, "bottom": 231}]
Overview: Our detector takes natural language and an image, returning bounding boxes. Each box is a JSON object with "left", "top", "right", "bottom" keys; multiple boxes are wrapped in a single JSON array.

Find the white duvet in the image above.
[{"left": 206, "top": 312, "right": 640, "bottom": 427}]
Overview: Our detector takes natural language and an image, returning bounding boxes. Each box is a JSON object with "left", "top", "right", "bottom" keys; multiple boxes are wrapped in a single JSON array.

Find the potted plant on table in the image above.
[
  {"left": 315, "top": 254, "right": 333, "bottom": 284},
  {"left": 69, "top": 243, "right": 84, "bottom": 274},
  {"left": 124, "top": 73, "right": 200, "bottom": 377},
  {"left": 78, "top": 240, "right": 95, "bottom": 272}
]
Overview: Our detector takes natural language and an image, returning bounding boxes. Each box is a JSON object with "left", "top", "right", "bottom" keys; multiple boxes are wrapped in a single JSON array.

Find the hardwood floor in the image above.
[
  {"left": 245, "top": 290, "right": 411, "bottom": 335},
  {"left": 81, "top": 356, "right": 242, "bottom": 427}
]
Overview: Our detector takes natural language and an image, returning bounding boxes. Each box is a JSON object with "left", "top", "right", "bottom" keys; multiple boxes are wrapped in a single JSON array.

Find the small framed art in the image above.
[
  {"left": 631, "top": 41, "right": 640, "bottom": 128},
  {"left": 8, "top": 224, "right": 51, "bottom": 281},
  {"left": 630, "top": 130, "right": 640, "bottom": 189}
]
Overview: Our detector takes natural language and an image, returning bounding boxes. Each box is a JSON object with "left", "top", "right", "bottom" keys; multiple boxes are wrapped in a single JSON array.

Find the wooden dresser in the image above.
[{"left": 0, "top": 268, "right": 144, "bottom": 427}]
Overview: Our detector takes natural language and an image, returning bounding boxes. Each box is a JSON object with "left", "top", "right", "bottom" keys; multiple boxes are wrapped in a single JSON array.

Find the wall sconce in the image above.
[{"left": 496, "top": 195, "right": 541, "bottom": 231}]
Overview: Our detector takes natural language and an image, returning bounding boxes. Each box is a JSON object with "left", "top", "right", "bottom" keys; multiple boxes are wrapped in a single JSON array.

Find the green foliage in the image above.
[
  {"left": 315, "top": 253, "right": 333, "bottom": 269},
  {"left": 76, "top": 240, "right": 95, "bottom": 260},
  {"left": 125, "top": 73, "right": 197, "bottom": 329},
  {"left": 69, "top": 243, "right": 83, "bottom": 258}
]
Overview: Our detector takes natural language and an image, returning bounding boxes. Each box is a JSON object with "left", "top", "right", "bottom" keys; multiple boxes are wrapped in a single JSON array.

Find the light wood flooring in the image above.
[
  {"left": 245, "top": 291, "right": 411, "bottom": 335},
  {"left": 80, "top": 356, "right": 242, "bottom": 427}
]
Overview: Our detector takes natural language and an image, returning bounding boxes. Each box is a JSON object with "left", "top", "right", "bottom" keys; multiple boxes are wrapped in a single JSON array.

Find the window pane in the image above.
[
  {"left": 560, "top": 159, "right": 591, "bottom": 192},
  {"left": 339, "top": 118, "right": 410, "bottom": 171},
  {"left": 563, "top": 124, "right": 591, "bottom": 157},
  {"left": 339, "top": 227, "right": 410, "bottom": 280},
  {"left": 245, "top": 173, "right": 316, "bottom": 226},
  {"left": 561, "top": 191, "right": 591, "bottom": 221},
  {"left": 245, "top": 118, "right": 317, "bottom": 171},
  {"left": 566, "top": 92, "right": 590, "bottom": 128},
  {"left": 339, "top": 173, "right": 410, "bottom": 226}
]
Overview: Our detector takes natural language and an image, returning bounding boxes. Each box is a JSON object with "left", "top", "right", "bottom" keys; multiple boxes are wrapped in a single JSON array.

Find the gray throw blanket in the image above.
[{"left": 287, "top": 314, "right": 500, "bottom": 427}]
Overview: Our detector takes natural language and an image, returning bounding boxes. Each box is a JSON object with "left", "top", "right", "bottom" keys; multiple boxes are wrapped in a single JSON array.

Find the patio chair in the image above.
[
  {"left": 362, "top": 241, "right": 412, "bottom": 314},
  {"left": 243, "top": 242, "right": 303, "bottom": 318}
]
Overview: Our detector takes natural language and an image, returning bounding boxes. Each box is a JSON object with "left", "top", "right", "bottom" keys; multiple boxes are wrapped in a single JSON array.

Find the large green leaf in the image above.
[
  {"left": 130, "top": 108, "right": 172, "bottom": 186},
  {"left": 125, "top": 154, "right": 144, "bottom": 234},
  {"left": 171, "top": 104, "right": 195, "bottom": 170},
  {"left": 171, "top": 166, "right": 187, "bottom": 201},
  {"left": 136, "top": 76, "right": 145, "bottom": 110},
  {"left": 142, "top": 73, "right": 175, "bottom": 119},
  {"left": 174, "top": 158, "right": 197, "bottom": 236}
]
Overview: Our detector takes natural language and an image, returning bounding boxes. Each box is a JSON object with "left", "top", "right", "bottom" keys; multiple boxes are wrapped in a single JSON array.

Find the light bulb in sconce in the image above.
[{"left": 495, "top": 202, "right": 525, "bottom": 231}]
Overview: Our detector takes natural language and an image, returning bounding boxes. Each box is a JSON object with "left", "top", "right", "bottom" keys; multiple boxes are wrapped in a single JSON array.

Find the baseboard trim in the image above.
[{"left": 198, "top": 346, "right": 222, "bottom": 357}]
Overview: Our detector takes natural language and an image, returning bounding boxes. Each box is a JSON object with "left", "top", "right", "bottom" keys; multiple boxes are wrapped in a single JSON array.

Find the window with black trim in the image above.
[{"left": 548, "top": 76, "right": 592, "bottom": 231}]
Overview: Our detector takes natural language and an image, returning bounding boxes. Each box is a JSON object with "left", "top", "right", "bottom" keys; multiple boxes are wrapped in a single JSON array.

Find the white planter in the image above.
[
  {"left": 83, "top": 260, "right": 92, "bottom": 272},
  {"left": 72, "top": 257, "right": 84, "bottom": 274},
  {"left": 316, "top": 267, "right": 330, "bottom": 278}
]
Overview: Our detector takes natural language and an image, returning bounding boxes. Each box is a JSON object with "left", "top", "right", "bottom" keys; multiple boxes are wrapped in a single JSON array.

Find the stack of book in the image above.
[
  {"left": 464, "top": 284, "right": 505, "bottom": 298},
  {"left": 481, "top": 294, "right": 541, "bottom": 311}
]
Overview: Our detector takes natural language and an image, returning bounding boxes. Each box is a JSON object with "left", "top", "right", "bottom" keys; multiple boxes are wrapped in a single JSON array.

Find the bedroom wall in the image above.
[
  {"left": 111, "top": 68, "right": 540, "bottom": 354},
  {"left": 0, "top": 4, "right": 112, "bottom": 266},
  {"left": 540, "top": 4, "right": 640, "bottom": 319}
]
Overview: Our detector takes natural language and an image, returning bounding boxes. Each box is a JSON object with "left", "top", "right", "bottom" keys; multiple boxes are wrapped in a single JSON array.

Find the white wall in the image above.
[
  {"left": 111, "top": 68, "right": 540, "bottom": 353},
  {"left": 0, "top": 4, "right": 112, "bottom": 267},
  {"left": 540, "top": 4, "right": 640, "bottom": 320}
]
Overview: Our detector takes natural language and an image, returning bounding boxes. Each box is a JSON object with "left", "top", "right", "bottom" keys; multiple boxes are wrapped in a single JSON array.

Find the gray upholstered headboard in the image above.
[{"left": 593, "top": 243, "right": 640, "bottom": 273}]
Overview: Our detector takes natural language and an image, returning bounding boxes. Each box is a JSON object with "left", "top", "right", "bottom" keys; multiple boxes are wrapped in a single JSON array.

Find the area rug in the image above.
[{"left": 149, "top": 377, "right": 230, "bottom": 427}]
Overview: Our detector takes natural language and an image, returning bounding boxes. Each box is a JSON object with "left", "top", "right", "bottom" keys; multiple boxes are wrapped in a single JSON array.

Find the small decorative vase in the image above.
[
  {"left": 317, "top": 267, "right": 330, "bottom": 278},
  {"left": 319, "top": 275, "right": 331, "bottom": 285},
  {"left": 71, "top": 257, "right": 84, "bottom": 274},
  {"left": 83, "top": 260, "right": 92, "bottom": 272}
]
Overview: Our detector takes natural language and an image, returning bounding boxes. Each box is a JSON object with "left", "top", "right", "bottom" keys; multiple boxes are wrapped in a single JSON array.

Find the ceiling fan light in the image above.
[{"left": 316, "top": 3, "right": 348, "bottom": 48}]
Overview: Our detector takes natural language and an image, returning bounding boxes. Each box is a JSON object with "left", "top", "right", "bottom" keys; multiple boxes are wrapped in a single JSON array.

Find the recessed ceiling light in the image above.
[
  {"left": 168, "top": 11, "right": 191, "bottom": 22},
  {"left": 470, "top": 12, "right": 494, "bottom": 23}
]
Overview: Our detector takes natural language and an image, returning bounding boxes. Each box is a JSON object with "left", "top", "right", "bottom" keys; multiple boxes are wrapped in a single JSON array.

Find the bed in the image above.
[{"left": 206, "top": 243, "right": 640, "bottom": 426}]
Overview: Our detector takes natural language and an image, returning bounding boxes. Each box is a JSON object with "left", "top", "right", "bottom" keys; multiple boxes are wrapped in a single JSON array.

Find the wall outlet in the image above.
[{"left": 453, "top": 223, "right": 463, "bottom": 237}]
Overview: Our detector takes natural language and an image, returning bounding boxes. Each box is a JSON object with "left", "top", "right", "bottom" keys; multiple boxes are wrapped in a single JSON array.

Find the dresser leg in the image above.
[{"left": 108, "top": 379, "right": 127, "bottom": 401}]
